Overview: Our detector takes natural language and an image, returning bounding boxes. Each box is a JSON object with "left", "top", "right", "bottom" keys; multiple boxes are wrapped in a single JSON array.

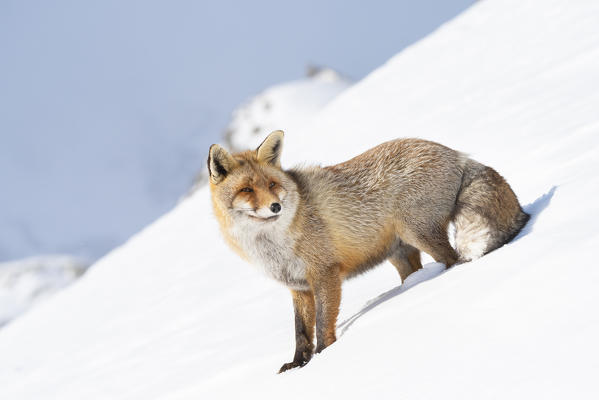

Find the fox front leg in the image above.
[
  {"left": 311, "top": 265, "right": 342, "bottom": 353},
  {"left": 278, "top": 289, "right": 315, "bottom": 373}
]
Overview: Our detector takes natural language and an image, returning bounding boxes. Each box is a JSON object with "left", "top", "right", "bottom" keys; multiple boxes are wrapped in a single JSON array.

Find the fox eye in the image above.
[
  {"left": 269, "top": 182, "right": 276, "bottom": 189},
  {"left": 240, "top": 187, "right": 253, "bottom": 193}
]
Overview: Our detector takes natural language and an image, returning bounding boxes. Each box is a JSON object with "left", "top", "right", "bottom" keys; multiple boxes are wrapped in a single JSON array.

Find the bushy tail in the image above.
[{"left": 453, "top": 160, "right": 529, "bottom": 262}]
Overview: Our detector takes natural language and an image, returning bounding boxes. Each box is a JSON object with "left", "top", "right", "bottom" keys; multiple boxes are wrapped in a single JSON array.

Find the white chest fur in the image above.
[{"left": 229, "top": 220, "right": 309, "bottom": 290}]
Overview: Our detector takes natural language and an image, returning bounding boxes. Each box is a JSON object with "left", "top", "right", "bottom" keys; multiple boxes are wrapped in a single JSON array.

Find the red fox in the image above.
[{"left": 208, "top": 130, "right": 529, "bottom": 373}]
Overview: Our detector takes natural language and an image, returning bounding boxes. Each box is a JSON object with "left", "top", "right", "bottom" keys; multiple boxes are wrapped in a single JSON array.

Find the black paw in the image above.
[{"left": 278, "top": 359, "right": 308, "bottom": 374}]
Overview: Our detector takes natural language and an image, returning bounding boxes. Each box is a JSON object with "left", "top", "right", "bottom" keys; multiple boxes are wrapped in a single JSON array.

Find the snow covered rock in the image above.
[
  {"left": 0, "top": 256, "right": 88, "bottom": 327},
  {"left": 223, "top": 67, "right": 351, "bottom": 152}
]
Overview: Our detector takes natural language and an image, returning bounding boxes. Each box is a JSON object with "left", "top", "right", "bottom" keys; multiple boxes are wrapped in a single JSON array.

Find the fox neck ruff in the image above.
[{"left": 228, "top": 188, "right": 309, "bottom": 290}]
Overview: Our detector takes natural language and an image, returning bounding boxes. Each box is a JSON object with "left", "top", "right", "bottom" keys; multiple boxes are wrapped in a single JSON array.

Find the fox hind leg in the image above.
[
  {"left": 401, "top": 222, "right": 459, "bottom": 268},
  {"left": 388, "top": 241, "right": 422, "bottom": 282}
]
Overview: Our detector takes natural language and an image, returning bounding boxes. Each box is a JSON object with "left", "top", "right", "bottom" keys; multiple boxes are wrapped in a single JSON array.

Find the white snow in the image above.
[{"left": 1, "top": 0, "right": 599, "bottom": 398}]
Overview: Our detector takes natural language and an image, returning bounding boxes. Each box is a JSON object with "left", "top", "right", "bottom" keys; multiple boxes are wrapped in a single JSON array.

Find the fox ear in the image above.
[
  {"left": 208, "top": 144, "right": 237, "bottom": 184},
  {"left": 256, "top": 130, "right": 284, "bottom": 167}
]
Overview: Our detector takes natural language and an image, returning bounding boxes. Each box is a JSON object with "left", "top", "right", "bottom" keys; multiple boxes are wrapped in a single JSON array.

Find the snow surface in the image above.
[{"left": 1, "top": 0, "right": 599, "bottom": 398}]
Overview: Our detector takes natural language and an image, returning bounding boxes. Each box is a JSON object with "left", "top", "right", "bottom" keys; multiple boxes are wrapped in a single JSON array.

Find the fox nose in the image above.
[{"left": 270, "top": 203, "right": 281, "bottom": 214}]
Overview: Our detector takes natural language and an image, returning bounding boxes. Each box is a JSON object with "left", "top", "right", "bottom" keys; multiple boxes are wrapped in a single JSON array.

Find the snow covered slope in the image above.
[{"left": 1, "top": 0, "right": 599, "bottom": 398}]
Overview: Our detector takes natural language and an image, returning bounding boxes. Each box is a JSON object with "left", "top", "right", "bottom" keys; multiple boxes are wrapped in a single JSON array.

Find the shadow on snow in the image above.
[{"left": 514, "top": 185, "right": 556, "bottom": 241}]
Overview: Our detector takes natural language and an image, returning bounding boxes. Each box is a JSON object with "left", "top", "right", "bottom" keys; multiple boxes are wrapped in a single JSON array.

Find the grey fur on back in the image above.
[{"left": 287, "top": 138, "right": 528, "bottom": 267}]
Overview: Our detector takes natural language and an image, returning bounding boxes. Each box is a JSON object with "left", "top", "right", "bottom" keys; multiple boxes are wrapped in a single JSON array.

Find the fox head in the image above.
[{"left": 208, "top": 130, "right": 299, "bottom": 229}]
